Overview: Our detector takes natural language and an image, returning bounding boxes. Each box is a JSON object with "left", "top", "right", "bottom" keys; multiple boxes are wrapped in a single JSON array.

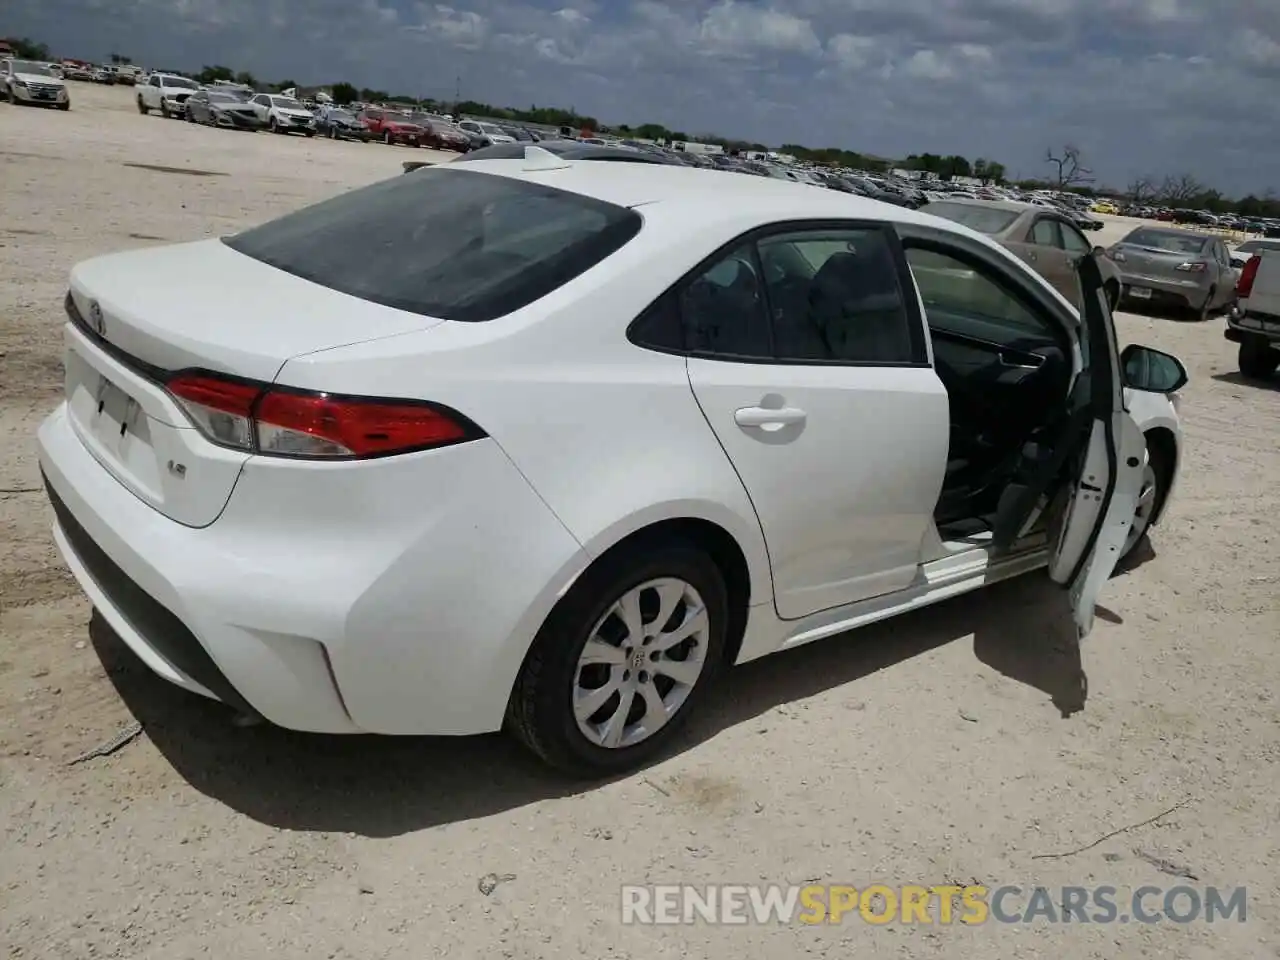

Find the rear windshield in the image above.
[
  {"left": 923, "top": 202, "right": 1021, "bottom": 234},
  {"left": 1123, "top": 230, "right": 1208, "bottom": 254},
  {"left": 223, "top": 167, "right": 643, "bottom": 323}
]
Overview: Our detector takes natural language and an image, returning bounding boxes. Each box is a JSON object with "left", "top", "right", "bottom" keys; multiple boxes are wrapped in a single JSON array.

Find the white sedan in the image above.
[{"left": 36, "top": 149, "right": 1185, "bottom": 776}]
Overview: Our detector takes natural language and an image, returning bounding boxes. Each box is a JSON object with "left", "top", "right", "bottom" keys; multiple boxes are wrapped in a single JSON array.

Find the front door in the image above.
[{"left": 683, "top": 223, "right": 950, "bottom": 620}]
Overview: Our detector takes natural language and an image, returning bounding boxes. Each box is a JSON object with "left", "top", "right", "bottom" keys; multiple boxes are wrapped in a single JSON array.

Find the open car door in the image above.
[{"left": 993, "top": 254, "right": 1145, "bottom": 638}]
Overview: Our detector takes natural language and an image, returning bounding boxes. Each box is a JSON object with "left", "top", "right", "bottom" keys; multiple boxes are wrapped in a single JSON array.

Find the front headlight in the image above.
[{"left": 13, "top": 80, "right": 27, "bottom": 88}]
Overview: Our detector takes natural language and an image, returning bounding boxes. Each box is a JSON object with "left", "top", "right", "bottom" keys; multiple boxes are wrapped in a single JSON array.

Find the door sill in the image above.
[{"left": 773, "top": 540, "right": 1049, "bottom": 654}]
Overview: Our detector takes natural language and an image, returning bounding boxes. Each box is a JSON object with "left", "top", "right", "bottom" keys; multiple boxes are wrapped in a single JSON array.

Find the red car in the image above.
[
  {"left": 359, "top": 108, "right": 425, "bottom": 146},
  {"left": 409, "top": 115, "right": 472, "bottom": 152}
]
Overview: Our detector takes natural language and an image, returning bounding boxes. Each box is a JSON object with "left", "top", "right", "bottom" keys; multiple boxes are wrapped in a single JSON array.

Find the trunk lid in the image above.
[
  {"left": 64, "top": 240, "right": 443, "bottom": 526},
  {"left": 1115, "top": 241, "right": 1207, "bottom": 280}
]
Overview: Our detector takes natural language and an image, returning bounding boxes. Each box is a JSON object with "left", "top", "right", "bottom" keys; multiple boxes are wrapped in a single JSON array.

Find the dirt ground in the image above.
[{"left": 2, "top": 82, "right": 1278, "bottom": 960}]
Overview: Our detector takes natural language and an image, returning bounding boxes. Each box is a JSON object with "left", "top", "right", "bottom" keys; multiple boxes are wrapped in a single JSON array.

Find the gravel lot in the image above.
[{"left": 2, "top": 82, "right": 1278, "bottom": 960}]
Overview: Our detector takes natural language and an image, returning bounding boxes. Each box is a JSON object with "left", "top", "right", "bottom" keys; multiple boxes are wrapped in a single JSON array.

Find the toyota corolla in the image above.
[{"left": 37, "top": 150, "right": 1186, "bottom": 776}]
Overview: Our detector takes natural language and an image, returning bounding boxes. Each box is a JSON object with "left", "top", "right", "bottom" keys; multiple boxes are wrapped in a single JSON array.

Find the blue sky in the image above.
[{"left": 8, "top": 0, "right": 1280, "bottom": 195}]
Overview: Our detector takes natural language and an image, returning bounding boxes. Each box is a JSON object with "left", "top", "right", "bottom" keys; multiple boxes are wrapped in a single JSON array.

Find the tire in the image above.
[
  {"left": 57, "top": 102, "right": 70, "bottom": 111},
  {"left": 159, "top": 101, "right": 170, "bottom": 119},
  {"left": 1104, "top": 280, "right": 1120, "bottom": 313},
  {"left": 327, "top": 126, "right": 336, "bottom": 139},
  {"left": 7, "top": 86, "right": 17, "bottom": 105},
  {"left": 136, "top": 96, "right": 148, "bottom": 115},
  {"left": 384, "top": 130, "right": 393, "bottom": 145},
  {"left": 1118, "top": 441, "right": 1169, "bottom": 563},
  {"left": 1239, "top": 340, "right": 1280, "bottom": 379},
  {"left": 304, "top": 130, "right": 313, "bottom": 138},
  {"left": 269, "top": 117, "right": 279, "bottom": 134},
  {"left": 508, "top": 540, "right": 728, "bottom": 777},
  {"left": 1191, "top": 287, "right": 1215, "bottom": 322}
]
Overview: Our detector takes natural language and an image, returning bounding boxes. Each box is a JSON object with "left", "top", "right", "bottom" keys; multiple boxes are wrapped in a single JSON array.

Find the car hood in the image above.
[
  {"left": 275, "top": 108, "right": 313, "bottom": 118},
  {"left": 386, "top": 121, "right": 423, "bottom": 130},
  {"left": 15, "top": 72, "right": 64, "bottom": 86}
]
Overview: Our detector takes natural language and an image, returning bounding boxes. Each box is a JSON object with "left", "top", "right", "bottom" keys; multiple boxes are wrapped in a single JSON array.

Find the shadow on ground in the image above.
[
  {"left": 92, "top": 572, "right": 1089, "bottom": 838},
  {"left": 1212, "top": 371, "right": 1279, "bottom": 391}
]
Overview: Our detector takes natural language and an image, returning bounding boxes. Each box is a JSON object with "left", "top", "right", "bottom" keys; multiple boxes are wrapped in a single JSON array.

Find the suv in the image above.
[
  {"left": 0, "top": 58, "right": 71, "bottom": 109},
  {"left": 1227, "top": 251, "right": 1280, "bottom": 379},
  {"left": 137, "top": 73, "right": 202, "bottom": 118},
  {"left": 358, "top": 108, "right": 425, "bottom": 145}
]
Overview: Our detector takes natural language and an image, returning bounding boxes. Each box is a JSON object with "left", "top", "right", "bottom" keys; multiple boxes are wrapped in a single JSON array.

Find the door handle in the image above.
[{"left": 735, "top": 405, "right": 807, "bottom": 428}]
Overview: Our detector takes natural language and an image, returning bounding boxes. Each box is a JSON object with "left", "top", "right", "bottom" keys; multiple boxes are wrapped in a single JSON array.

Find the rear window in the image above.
[
  {"left": 922, "top": 202, "right": 1021, "bottom": 235},
  {"left": 1123, "top": 230, "right": 1208, "bottom": 254},
  {"left": 223, "top": 167, "right": 642, "bottom": 323}
]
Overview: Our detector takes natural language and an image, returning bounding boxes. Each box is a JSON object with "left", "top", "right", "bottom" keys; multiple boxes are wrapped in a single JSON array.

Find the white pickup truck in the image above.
[{"left": 1227, "top": 249, "right": 1280, "bottom": 378}]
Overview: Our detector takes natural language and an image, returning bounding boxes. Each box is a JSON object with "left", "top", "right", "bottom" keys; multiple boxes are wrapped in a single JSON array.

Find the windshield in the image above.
[
  {"left": 478, "top": 123, "right": 505, "bottom": 135},
  {"left": 11, "top": 60, "right": 53, "bottom": 76},
  {"left": 223, "top": 167, "right": 642, "bottom": 323},
  {"left": 1123, "top": 229, "right": 1208, "bottom": 254},
  {"left": 163, "top": 76, "right": 199, "bottom": 89},
  {"left": 922, "top": 202, "right": 1022, "bottom": 235},
  {"left": 330, "top": 109, "right": 355, "bottom": 121},
  {"left": 270, "top": 96, "right": 304, "bottom": 109}
]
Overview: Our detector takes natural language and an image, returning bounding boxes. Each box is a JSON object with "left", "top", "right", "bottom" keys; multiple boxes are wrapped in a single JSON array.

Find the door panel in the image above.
[
  {"left": 688, "top": 359, "right": 949, "bottom": 619},
  {"left": 681, "top": 223, "right": 949, "bottom": 620}
]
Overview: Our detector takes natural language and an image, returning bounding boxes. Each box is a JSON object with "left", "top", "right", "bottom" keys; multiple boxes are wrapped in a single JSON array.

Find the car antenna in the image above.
[{"left": 522, "top": 145, "right": 573, "bottom": 171}]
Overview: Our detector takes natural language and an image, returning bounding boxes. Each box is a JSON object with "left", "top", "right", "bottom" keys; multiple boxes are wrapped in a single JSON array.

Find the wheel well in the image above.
[
  {"left": 588, "top": 519, "right": 753, "bottom": 667},
  {"left": 1144, "top": 426, "right": 1176, "bottom": 523}
]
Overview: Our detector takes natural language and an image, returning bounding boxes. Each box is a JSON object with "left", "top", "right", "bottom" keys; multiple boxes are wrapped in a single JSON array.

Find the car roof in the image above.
[{"left": 446, "top": 156, "right": 982, "bottom": 237}]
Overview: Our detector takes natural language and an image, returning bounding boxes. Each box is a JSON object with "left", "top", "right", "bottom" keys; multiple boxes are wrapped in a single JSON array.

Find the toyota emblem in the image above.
[{"left": 88, "top": 301, "right": 106, "bottom": 338}]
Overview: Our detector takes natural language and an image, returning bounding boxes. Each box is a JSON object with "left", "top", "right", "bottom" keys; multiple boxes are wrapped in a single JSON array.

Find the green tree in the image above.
[
  {"left": 331, "top": 81, "right": 358, "bottom": 105},
  {"left": 197, "top": 65, "right": 235, "bottom": 83},
  {"left": 234, "top": 71, "right": 257, "bottom": 89},
  {"left": 8, "top": 37, "right": 51, "bottom": 60}
]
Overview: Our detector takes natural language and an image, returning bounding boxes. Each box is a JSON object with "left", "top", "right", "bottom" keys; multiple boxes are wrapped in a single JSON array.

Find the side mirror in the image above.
[
  {"left": 1092, "top": 245, "right": 1106, "bottom": 257},
  {"left": 1120, "top": 344, "right": 1188, "bottom": 394}
]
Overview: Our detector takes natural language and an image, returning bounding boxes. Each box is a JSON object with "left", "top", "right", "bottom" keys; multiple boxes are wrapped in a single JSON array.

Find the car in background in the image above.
[
  {"left": 358, "top": 108, "right": 423, "bottom": 146},
  {"left": 113, "top": 64, "right": 142, "bottom": 86},
  {"left": 137, "top": 73, "right": 202, "bottom": 118},
  {"left": 920, "top": 198, "right": 1120, "bottom": 311},
  {"left": 1226, "top": 251, "right": 1280, "bottom": 379},
  {"left": 0, "top": 58, "right": 71, "bottom": 109},
  {"left": 1071, "top": 210, "right": 1105, "bottom": 232},
  {"left": 456, "top": 119, "right": 516, "bottom": 146},
  {"left": 37, "top": 162, "right": 1185, "bottom": 777},
  {"left": 184, "top": 89, "right": 262, "bottom": 130},
  {"left": 1230, "top": 238, "right": 1280, "bottom": 269},
  {"left": 442, "top": 139, "right": 680, "bottom": 168},
  {"left": 411, "top": 116, "right": 470, "bottom": 151},
  {"left": 316, "top": 107, "right": 370, "bottom": 141},
  {"left": 1107, "top": 226, "right": 1238, "bottom": 321},
  {"left": 248, "top": 94, "right": 316, "bottom": 136}
]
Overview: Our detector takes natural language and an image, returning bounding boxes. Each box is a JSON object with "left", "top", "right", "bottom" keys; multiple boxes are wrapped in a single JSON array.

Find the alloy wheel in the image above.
[
  {"left": 571, "top": 577, "right": 710, "bottom": 749},
  {"left": 1121, "top": 460, "right": 1159, "bottom": 559}
]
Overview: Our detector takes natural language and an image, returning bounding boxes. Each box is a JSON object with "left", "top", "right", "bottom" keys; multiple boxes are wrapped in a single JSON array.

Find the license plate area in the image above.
[{"left": 1129, "top": 286, "right": 1152, "bottom": 299}]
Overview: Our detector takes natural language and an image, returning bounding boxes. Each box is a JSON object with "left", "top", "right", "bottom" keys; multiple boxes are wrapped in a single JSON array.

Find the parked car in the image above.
[
  {"left": 184, "top": 90, "right": 262, "bottom": 130},
  {"left": 36, "top": 163, "right": 1185, "bottom": 776},
  {"left": 136, "top": 73, "right": 202, "bottom": 118},
  {"left": 315, "top": 107, "right": 370, "bottom": 141},
  {"left": 0, "top": 58, "right": 71, "bottom": 109},
  {"left": 113, "top": 64, "right": 141, "bottom": 86},
  {"left": 1072, "top": 210, "right": 1105, "bottom": 232},
  {"left": 1229, "top": 238, "right": 1280, "bottom": 269},
  {"left": 1225, "top": 251, "right": 1280, "bottom": 378},
  {"left": 248, "top": 94, "right": 316, "bottom": 136},
  {"left": 358, "top": 108, "right": 424, "bottom": 145},
  {"left": 1107, "top": 226, "right": 1238, "bottom": 321},
  {"left": 447, "top": 139, "right": 678, "bottom": 166},
  {"left": 920, "top": 199, "right": 1121, "bottom": 311},
  {"left": 407, "top": 114, "right": 470, "bottom": 151},
  {"left": 456, "top": 119, "right": 516, "bottom": 145}
]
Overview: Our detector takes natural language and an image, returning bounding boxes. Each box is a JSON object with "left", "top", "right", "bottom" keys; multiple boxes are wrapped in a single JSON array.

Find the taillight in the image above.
[
  {"left": 1175, "top": 261, "right": 1207, "bottom": 273},
  {"left": 165, "top": 371, "right": 482, "bottom": 460},
  {"left": 1237, "top": 255, "right": 1261, "bottom": 298}
]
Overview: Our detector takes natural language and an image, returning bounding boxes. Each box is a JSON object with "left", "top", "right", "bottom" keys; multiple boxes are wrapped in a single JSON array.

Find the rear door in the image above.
[
  {"left": 1025, "top": 217, "right": 1078, "bottom": 303},
  {"left": 683, "top": 222, "right": 949, "bottom": 620}
]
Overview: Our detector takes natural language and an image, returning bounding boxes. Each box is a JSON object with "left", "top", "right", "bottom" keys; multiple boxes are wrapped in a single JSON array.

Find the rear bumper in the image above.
[
  {"left": 1116, "top": 272, "right": 1208, "bottom": 307},
  {"left": 38, "top": 403, "right": 590, "bottom": 736},
  {"left": 1225, "top": 310, "right": 1280, "bottom": 345}
]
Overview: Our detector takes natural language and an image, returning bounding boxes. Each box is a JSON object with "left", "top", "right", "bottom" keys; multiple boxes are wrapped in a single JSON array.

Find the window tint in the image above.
[
  {"left": 906, "top": 247, "right": 1052, "bottom": 338},
  {"left": 224, "top": 167, "right": 642, "bottom": 323},
  {"left": 760, "top": 230, "right": 916, "bottom": 363},
  {"left": 1060, "top": 224, "right": 1092, "bottom": 254},
  {"left": 680, "top": 245, "right": 771, "bottom": 358},
  {"left": 1030, "top": 218, "right": 1061, "bottom": 247}
]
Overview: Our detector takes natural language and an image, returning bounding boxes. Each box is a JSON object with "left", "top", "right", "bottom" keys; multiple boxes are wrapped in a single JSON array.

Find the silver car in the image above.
[
  {"left": 1108, "top": 227, "right": 1237, "bottom": 321},
  {"left": 920, "top": 198, "right": 1121, "bottom": 312}
]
